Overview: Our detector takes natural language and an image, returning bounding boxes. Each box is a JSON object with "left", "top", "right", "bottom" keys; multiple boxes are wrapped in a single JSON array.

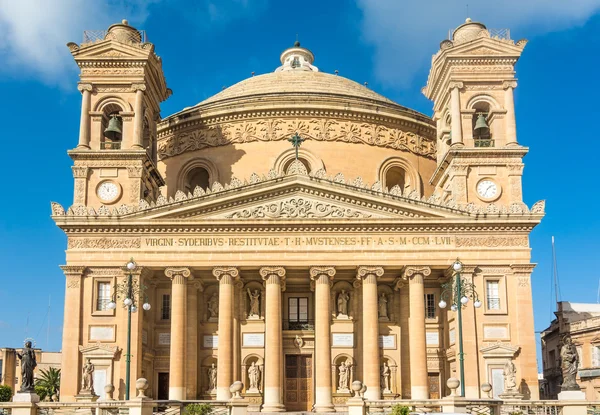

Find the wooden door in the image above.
[
  {"left": 285, "top": 354, "right": 313, "bottom": 411},
  {"left": 158, "top": 372, "right": 169, "bottom": 400},
  {"left": 428, "top": 373, "right": 440, "bottom": 399}
]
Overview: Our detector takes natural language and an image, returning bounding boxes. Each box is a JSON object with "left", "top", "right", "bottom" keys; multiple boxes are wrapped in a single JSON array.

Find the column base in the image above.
[
  {"left": 314, "top": 404, "right": 336, "bottom": 413},
  {"left": 217, "top": 387, "right": 232, "bottom": 400},
  {"left": 410, "top": 386, "right": 428, "bottom": 400},
  {"left": 260, "top": 404, "right": 286, "bottom": 412}
]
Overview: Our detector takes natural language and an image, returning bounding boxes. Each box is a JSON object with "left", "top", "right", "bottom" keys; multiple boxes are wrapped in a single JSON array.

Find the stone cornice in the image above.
[{"left": 60, "top": 265, "right": 86, "bottom": 276}]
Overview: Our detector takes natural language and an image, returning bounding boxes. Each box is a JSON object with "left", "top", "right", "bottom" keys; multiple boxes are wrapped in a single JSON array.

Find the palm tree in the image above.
[{"left": 35, "top": 368, "right": 61, "bottom": 401}]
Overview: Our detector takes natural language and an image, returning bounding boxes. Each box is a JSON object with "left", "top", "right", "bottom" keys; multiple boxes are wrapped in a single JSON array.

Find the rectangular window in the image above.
[
  {"left": 425, "top": 293, "right": 435, "bottom": 319},
  {"left": 161, "top": 294, "right": 171, "bottom": 320},
  {"left": 288, "top": 297, "right": 308, "bottom": 322},
  {"left": 593, "top": 345, "right": 600, "bottom": 367},
  {"left": 548, "top": 350, "right": 556, "bottom": 368},
  {"left": 96, "top": 282, "right": 111, "bottom": 311},
  {"left": 486, "top": 280, "right": 501, "bottom": 310}
]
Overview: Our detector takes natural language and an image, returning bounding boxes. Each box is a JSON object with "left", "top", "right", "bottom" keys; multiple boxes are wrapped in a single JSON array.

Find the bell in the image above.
[
  {"left": 104, "top": 115, "right": 122, "bottom": 140},
  {"left": 474, "top": 113, "right": 489, "bottom": 134}
]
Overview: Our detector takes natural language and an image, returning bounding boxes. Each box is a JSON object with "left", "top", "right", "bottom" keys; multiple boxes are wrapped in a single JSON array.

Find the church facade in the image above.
[{"left": 54, "top": 18, "right": 544, "bottom": 410}]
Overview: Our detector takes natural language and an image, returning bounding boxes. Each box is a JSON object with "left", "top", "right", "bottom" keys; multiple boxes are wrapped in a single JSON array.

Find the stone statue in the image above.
[
  {"left": 338, "top": 359, "right": 351, "bottom": 390},
  {"left": 247, "top": 288, "right": 260, "bottom": 318},
  {"left": 378, "top": 293, "right": 388, "bottom": 319},
  {"left": 337, "top": 289, "right": 350, "bottom": 317},
  {"left": 208, "top": 363, "right": 217, "bottom": 391},
  {"left": 503, "top": 360, "right": 517, "bottom": 393},
  {"left": 560, "top": 335, "right": 580, "bottom": 390},
  {"left": 81, "top": 358, "right": 95, "bottom": 393},
  {"left": 381, "top": 362, "right": 391, "bottom": 392},
  {"left": 208, "top": 293, "right": 219, "bottom": 319},
  {"left": 247, "top": 361, "right": 260, "bottom": 391},
  {"left": 16, "top": 341, "right": 37, "bottom": 393}
]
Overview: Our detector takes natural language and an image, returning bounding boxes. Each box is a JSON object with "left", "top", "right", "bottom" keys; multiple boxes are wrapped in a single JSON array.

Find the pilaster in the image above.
[{"left": 186, "top": 280, "right": 204, "bottom": 399}]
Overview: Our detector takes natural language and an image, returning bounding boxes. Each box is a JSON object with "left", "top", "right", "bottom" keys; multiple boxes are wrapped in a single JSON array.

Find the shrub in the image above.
[
  {"left": 0, "top": 385, "right": 12, "bottom": 402},
  {"left": 391, "top": 404, "right": 411, "bottom": 415},
  {"left": 184, "top": 403, "right": 213, "bottom": 415}
]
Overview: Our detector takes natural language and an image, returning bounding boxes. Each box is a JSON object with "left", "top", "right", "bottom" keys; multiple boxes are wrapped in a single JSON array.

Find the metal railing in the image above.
[
  {"left": 83, "top": 30, "right": 146, "bottom": 45},
  {"left": 101, "top": 141, "right": 122, "bottom": 150},
  {"left": 489, "top": 28, "right": 511, "bottom": 40},
  {"left": 474, "top": 139, "right": 495, "bottom": 148},
  {"left": 283, "top": 319, "right": 315, "bottom": 330},
  {"left": 499, "top": 401, "right": 564, "bottom": 415}
]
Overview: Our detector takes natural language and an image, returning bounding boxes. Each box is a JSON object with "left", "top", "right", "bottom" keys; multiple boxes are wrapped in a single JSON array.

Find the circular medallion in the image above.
[{"left": 96, "top": 180, "right": 121, "bottom": 204}]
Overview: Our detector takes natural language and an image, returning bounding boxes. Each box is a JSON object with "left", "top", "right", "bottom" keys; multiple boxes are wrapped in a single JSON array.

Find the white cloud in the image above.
[
  {"left": 356, "top": 0, "right": 600, "bottom": 88},
  {"left": 0, "top": 0, "right": 158, "bottom": 85}
]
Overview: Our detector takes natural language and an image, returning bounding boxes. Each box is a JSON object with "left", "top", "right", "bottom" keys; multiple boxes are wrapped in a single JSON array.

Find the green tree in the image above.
[
  {"left": 34, "top": 368, "right": 61, "bottom": 401},
  {"left": 0, "top": 385, "right": 12, "bottom": 402},
  {"left": 183, "top": 403, "right": 213, "bottom": 415}
]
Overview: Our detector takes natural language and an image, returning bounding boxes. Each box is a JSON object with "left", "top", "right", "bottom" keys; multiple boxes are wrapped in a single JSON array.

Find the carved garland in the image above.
[
  {"left": 157, "top": 118, "right": 436, "bottom": 161},
  {"left": 225, "top": 198, "right": 372, "bottom": 219}
]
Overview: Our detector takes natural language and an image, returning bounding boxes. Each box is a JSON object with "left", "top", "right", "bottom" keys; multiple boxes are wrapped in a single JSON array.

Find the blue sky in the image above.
[{"left": 0, "top": 1, "right": 599, "bottom": 372}]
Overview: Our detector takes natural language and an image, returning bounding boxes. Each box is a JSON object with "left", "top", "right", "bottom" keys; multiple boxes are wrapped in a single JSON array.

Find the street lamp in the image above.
[
  {"left": 438, "top": 259, "right": 482, "bottom": 397},
  {"left": 108, "top": 258, "right": 151, "bottom": 400}
]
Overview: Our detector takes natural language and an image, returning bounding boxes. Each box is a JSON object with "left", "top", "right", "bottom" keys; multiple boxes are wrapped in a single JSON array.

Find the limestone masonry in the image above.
[{"left": 53, "top": 18, "right": 543, "bottom": 410}]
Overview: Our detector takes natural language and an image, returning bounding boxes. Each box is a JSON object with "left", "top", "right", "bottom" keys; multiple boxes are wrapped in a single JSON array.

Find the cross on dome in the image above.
[{"left": 275, "top": 41, "right": 319, "bottom": 72}]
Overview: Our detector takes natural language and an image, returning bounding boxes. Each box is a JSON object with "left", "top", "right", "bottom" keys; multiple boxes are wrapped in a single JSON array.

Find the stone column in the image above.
[
  {"left": 165, "top": 267, "right": 192, "bottom": 400},
  {"left": 357, "top": 266, "right": 384, "bottom": 400},
  {"left": 310, "top": 266, "right": 336, "bottom": 412},
  {"left": 186, "top": 280, "right": 204, "bottom": 399},
  {"left": 132, "top": 84, "right": 146, "bottom": 150},
  {"left": 259, "top": 267, "right": 286, "bottom": 412},
  {"left": 403, "top": 266, "right": 431, "bottom": 400},
  {"left": 77, "top": 84, "right": 92, "bottom": 149},
  {"left": 394, "top": 278, "right": 410, "bottom": 398},
  {"left": 59, "top": 266, "right": 86, "bottom": 401},
  {"left": 449, "top": 82, "right": 464, "bottom": 146},
  {"left": 213, "top": 267, "right": 239, "bottom": 400},
  {"left": 503, "top": 81, "right": 518, "bottom": 146}
]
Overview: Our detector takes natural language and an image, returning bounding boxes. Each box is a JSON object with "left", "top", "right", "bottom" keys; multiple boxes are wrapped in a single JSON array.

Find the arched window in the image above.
[
  {"left": 184, "top": 167, "right": 210, "bottom": 193},
  {"left": 385, "top": 166, "right": 407, "bottom": 192}
]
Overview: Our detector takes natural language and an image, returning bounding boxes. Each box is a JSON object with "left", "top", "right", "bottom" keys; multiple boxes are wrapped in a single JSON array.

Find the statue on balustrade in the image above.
[
  {"left": 16, "top": 341, "right": 37, "bottom": 393},
  {"left": 337, "top": 289, "right": 350, "bottom": 317},
  {"left": 247, "top": 288, "right": 261, "bottom": 318},
  {"left": 80, "top": 358, "right": 96, "bottom": 394},
  {"left": 560, "top": 335, "right": 581, "bottom": 390},
  {"left": 208, "top": 293, "right": 219, "bottom": 319}
]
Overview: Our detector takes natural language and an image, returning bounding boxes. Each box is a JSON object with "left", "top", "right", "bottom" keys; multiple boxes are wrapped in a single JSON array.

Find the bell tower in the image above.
[
  {"left": 67, "top": 19, "right": 171, "bottom": 209},
  {"left": 423, "top": 19, "right": 528, "bottom": 207}
]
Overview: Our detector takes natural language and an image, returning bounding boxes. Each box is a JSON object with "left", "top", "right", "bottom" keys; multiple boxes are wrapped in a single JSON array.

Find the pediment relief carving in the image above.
[
  {"left": 480, "top": 343, "right": 520, "bottom": 359},
  {"left": 79, "top": 343, "right": 121, "bottom": 358},
  {"left": 52, "top": 169, "right": 545, "bottom": 222}
]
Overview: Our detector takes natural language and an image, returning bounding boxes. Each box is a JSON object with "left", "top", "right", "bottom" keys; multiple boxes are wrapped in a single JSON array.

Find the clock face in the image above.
[
  {"left": 97, "top": 181, "right": 120, "bottom": 203},
  {"left": 476, "top": 179, "right": 498, "bottom": 200}
]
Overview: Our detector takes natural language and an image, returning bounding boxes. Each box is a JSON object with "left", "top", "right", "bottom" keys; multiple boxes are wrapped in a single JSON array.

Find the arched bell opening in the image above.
[
  {"left": 471, "top": 102, "right": 493, "bottom": 148},
  {"left": 184, "top": 167, "right": 210, "bottom": 193},
  {"left": 101, "top": 103, "right": 124, "bottom": 150}
]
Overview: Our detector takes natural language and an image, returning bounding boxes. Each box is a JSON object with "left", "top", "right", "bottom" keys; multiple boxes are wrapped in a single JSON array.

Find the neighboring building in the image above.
[
  {"left": 52, "top": 18, "right": 544, "bottom": 408},
  {"left": 541, "top": 302, "right": 600, "bottom": 400},
  {"left": 0, "top": 348, "right": 61, "bottom": 394}
]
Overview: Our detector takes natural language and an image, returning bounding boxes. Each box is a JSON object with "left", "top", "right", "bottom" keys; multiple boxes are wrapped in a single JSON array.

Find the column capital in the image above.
[
  {"left": 192, "top": 280, "right": 205, "bottom": 292},
  {"left": 309, "top": 266, "right": 336, "bottom": 281},
  {"left": 260, "top": 266, "right": 286, "bottom": 290},
  {"left": 60, "top": 265, "right": 86, "bottom": 277},
  {"left": 402, "top": 266, "right": 431, "bottom": 282},
  {"left": 510, "top": 263, "right": 536, "bottom": 275},
  {"left": 77, "top": 83, "right": 93, "bottom": 93},
  {"left": 165, "top": 267, "right": 192, "bottom": 281},
  {"left": 131, "top": 83, "right": 147, "bottom": 92},
  {"left": 212, "top": 266, "right": 240, "bottom": 282},
  {"left": 356, "top": 266, "right": 384, "bottom": 280},
  {"left": 443, "top": 264, "right": 476, "bottom": 278},
  {"left": 503, "top": 80, "right": 518, "bottom": 90},
  {"left": 393, "top": 277, "right": 405, "bottom": 291},
  {"left": 449, "top": 81, "right": 464, "bottom": 90}
]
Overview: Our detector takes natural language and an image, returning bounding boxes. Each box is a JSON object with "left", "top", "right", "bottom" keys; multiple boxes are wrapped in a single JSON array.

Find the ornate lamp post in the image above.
[
  {"left": 438, "top": 259, "right": 482, "bottom": 397},
  {"left": 106, "top": 258, "right": 151, "bottom": 400}
]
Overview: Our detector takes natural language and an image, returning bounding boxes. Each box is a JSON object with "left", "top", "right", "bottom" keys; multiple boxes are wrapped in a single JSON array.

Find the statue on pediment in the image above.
[
  {"left": 208, "top": 293, "right": 219, "bottom": 319},
  {"left": 337, "top": 289, "right": 350, "bottom": 317},
  {"left": 247, "top": 288, "right": 261, "bottom": 318}
]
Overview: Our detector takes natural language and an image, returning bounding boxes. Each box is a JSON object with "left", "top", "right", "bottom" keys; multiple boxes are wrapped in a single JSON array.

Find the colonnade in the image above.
[{"left": 162, "top": 265, "right": 432, "bottom": 407}]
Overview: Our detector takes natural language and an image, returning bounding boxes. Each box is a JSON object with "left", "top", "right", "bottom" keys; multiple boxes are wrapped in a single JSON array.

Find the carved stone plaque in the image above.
[
  {"left": 426, "top": 331, "right": 439, "bottom": 346},
  {"left": 204, "top": 335, "right": 219, "bottom": 348},
  {"left": 89, "top": 326, "right": 115, "bottom": 342},
  {"left": 158, "top": 332, "right": 171, "bottom": 346},
  {"left": 332, "top": 333, "right": 354, "bottom": 347},
  {"left": 243, "top": 333, "right": 264, "bottom": 347},
  {"left": 379, "top": 335, "right": 395, "bottom": 349},
  {"left": 483, "top": 325, "right": 509, "bottom": 340}
]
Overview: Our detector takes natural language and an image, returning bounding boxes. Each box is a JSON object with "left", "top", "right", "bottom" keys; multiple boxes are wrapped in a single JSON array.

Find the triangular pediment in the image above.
[
  {"left": 134, "top": 175, "right": 464, "bottom": 221},
  {"left": 480, "top": 343, "right": 520, "bottom": 359},
  {"left": 70, "top": 39, "right": 152, "bottom": 60}
]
